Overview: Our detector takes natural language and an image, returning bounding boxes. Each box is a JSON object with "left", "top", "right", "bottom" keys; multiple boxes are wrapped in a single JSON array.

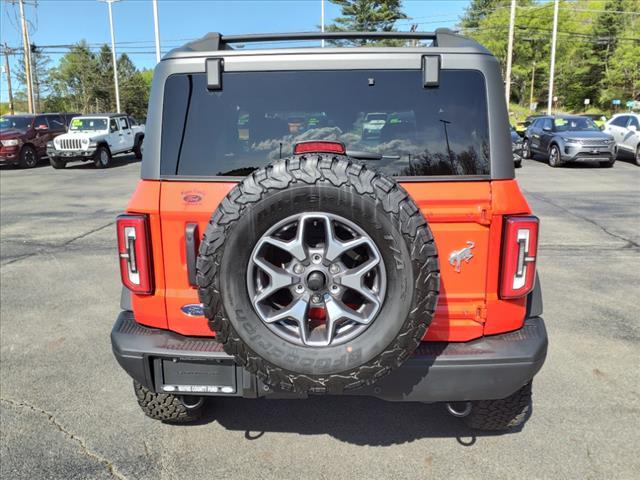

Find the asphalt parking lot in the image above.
[{"left": 1, "top": 155, "right": 639, "bottom": 479}]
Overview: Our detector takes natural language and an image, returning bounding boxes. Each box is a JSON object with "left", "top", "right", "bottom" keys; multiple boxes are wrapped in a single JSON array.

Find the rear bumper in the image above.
[{"left": 112, "top": 312, "right": 547, "bottom": 402}]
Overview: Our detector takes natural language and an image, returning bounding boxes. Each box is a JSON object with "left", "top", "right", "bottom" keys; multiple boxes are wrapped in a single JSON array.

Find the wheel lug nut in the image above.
[
  {"left": 295, "top": 285, "right": 304, "bottom": 293},
  {"left": 312, "top": 254, "right": 322, "bottom": 263},
  {"left": 330, "top": 284, "right": 340, "bottom": 294},
  {"left": 293, "top": 264, "right": 304, "bottom": 274},
  {"left": 329, "top": 264, "right": 340, "bottom": 274},
  {"left": 312, "top": 294, "right": 321, "bottom": 303}
]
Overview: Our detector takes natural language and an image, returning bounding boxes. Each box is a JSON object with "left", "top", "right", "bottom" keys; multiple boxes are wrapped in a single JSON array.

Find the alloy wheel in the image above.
[{"left": 247, "top": 212, "right": 386, "bottom": 347}]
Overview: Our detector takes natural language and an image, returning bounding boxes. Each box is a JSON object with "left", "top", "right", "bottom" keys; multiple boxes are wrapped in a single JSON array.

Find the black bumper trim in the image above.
[{"left": 111, "top": 312, "right": 547, "bottom": 402}]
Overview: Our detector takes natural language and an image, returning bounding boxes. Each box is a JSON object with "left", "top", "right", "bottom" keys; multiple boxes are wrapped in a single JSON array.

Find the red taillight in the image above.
[
  {"left": 116, "top": 214, "right": 154, "bottom": 295},
  {"left": 500, "top": 216, "right": 539, "bottom": 299},
  {"left": 293, "top": 141, "right": 346, "bottom": 155}
]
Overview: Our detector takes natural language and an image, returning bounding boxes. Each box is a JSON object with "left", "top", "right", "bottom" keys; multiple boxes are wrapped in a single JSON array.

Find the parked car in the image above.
[
  {"left": 111, "top": 29, "right": 547, "bottom": 431},
  {"left": 514, "top": 114, "right": 544, "bottom": 137},
  {"left": 46, "top": 113, "right": 145, "bottom": 169},
  {"left": 523, "top": 115, "right": 616, "bottom": 167},
  {"left": 0, "top": 113, "right": 75, "bottom": 168},
  {"left": 511, "top": 125, "right": 523, "bottom": 168},
  {"left": 603, "top": 113, "right": 640, "bottom": 166}
]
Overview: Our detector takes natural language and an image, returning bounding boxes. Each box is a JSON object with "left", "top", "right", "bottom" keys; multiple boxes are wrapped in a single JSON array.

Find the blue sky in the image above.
[{"left": 0, "top": 0, "right": 470, "bottom": 103}]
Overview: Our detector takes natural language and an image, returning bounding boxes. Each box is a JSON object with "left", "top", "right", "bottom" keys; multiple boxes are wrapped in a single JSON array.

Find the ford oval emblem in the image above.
[
  {"left": 183, "top": 194, "right": 203, "bottom": 204},
  {"left": 181, "top": 304, "right": 204, "bottom": 317}
]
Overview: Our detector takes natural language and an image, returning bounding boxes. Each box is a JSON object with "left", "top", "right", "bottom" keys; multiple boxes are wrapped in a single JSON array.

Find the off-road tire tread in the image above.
[
  {"left": 197, "top": 155, "right": 439, "bottom": 394},
  {"left": 133, "top": 381, "right": 202, "bottom": 423},
  {"left": 134, "top": 139, "right": 143, "bottom": 159},
  {"left": 464, "top": 382, "right": 532, "bottom": 431},
  {"left": 49, "top": 157, "right": 66, "bottom": 169}
]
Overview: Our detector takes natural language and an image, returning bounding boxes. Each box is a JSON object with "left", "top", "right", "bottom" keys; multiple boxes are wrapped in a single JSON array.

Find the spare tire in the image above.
[{"left": 197, "top": 155, "right": 439, "bottom": 394}]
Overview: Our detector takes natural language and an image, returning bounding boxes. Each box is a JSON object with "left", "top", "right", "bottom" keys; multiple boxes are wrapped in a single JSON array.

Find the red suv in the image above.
[
  {"left": 0, "top": 113, "right": 78, "bottom": 168},
  {"left": 111, "top": 30, "right": 547, "bottom": 431}
]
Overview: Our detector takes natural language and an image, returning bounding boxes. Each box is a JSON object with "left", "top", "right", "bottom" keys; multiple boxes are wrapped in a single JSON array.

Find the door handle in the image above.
[{"left": 185, "top": 223, "right": 199, "bottom": 287}]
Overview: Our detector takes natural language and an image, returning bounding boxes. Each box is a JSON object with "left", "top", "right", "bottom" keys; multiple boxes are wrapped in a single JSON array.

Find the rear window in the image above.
[{"left": 161, "top": 69, "right": 490, "bottom": 177}]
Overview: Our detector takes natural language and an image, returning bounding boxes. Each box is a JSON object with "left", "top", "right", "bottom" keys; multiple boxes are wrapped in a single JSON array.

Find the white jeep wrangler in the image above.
[{"left": 47, "top": 113, "right": 144, "bottom": 169}]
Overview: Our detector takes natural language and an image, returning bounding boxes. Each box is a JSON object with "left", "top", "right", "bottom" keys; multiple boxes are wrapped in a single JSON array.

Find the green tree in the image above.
[
  {"left": 15, "top": 49, "right": 51, "bottom": 112},
  {"left": 460, "top": 0, "right": 505, "bottom": 29},
  {"left": 117, "top": 54, "right": 149, "bottom": 118},
  {"left": 600, "top": 24, "right": 640, "bottom": 103},
  {"left": 326, "top": 0, "right": 408, "bottom": 45},
  {"left": 46, "top": 42, "right": 150, "bottom": 117},
  {"left": 48, "top": 41, "right": 99, "bottom": 113}
]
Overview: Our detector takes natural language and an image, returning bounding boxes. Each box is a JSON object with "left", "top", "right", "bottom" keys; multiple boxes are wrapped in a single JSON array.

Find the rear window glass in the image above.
[{"left": 161, "top": 70, "right": 490, "bottom": 177}]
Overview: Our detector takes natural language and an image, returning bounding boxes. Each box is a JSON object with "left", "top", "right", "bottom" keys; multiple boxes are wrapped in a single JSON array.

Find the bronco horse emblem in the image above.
[{"left": 449, "top": 241, "right": 475, "bottom": 273}]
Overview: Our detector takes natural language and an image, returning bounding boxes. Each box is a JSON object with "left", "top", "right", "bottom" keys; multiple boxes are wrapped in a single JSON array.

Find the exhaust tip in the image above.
[{"left": 446, "top": 401, "right": 472, "bottom": 418}]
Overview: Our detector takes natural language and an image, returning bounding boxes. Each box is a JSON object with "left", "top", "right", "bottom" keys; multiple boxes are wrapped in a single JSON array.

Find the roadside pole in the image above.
[
  {"left": 529, "top": 61, "right": 536, "bottom": 109},
  {"left": 321, "top": 0, "right": 325, "bottom": 48},
  {"left": 2, "top": 43, "right": 15, "bottom": 114},
  {"left": 18, "top": 0, "right": 34, "bottom": 113},
  {"left": 504, "top": 0, "right": 516, "bottom": 106},
  {"left": 547, "top": 0, "right": 559, "bottom": 115},
  {"left": 152, "top": 0, "right": 161, "bottom": 63},
  {"left": 100, "top": 0, "right": 121, "bottom": 113}
]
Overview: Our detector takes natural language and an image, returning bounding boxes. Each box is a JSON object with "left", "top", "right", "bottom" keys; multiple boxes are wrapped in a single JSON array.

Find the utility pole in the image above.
[
  {"left": 152, "top": 0, "right": 161, "bottom": 63},
  {"left": 529, "top": 61, "right": 536, "bottom": 109},
  {"left": 100, "top": 0, "right": 121, "bottom": 113},
  {"left": 2, "top": 44, "right": 15, "bottom": 114},
  {"left": 18, "top": 0, "right": 34, "bottom": 113},
  {"left": 547, "top": 0, "right": 559, "bottom": 115},
  {"left": 504, "top": 0, "right": 517, "bottom": 106},
  {"left": 321, "top": 0, "right": 325, "bottom": 48},
  {"left": 410, "top": 23, "right": 419, "bottom": 47}
]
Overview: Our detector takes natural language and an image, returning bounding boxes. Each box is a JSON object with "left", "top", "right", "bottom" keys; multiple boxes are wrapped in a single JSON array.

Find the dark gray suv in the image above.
[{"left": 523, "top": 115, "right": 616, "bottom": 168}]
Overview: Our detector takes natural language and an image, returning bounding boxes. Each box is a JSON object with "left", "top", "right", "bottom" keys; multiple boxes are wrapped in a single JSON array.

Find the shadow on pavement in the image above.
[
  {"left": 189, "top": 395, "right": 523, "bottom": 446},
  {"left": 64, "top": 154, "right": 140, "bottom": 170}
]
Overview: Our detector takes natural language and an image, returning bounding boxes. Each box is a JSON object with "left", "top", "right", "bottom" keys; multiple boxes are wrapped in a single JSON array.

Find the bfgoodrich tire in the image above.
[
  {"left": 464, "top": 383, "right": 532, "bottom": 431},
  {"left": 49, "top": 156, "right": 66, "bottom": 169},
  {"left": 197, "top": 155, "right": 440, "bottom": 394},
  {"left": 134, "top": 381, "right": 204, "bottom": 423}
]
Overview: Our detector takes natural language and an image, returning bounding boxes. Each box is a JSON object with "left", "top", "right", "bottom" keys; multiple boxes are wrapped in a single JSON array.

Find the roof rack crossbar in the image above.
[
  {"left": 172, "top": 29, "right": 485, "bottom": 56},
  {"left": 221, "top": 31, "right": 438, "bottom": 45}
]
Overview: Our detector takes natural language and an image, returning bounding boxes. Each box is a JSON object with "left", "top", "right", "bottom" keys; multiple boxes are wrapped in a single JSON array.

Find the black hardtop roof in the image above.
[
  {"left": 2, "top": 112, "right": 78, "bottom": 118},
  {"left": 73, "top": 113, "right": 129, "bottom": 118},
  {"left": 165, "top": 29, "right": 488, "bottom": 59}
]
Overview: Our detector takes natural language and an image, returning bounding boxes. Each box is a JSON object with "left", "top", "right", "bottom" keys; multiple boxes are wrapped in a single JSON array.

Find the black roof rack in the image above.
[{"left": 168, "top": 28, "right": 485, "bottom": 56}]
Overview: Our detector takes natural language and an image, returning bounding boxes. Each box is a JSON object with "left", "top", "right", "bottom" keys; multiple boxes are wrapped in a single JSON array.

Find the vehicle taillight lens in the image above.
[
  {"left": 116, "top": 214, "right": 154, "bottom": 295},
  {"left": 500, "top": 216, "right": 539, "bottom": 299},
  {"left": 293, "top": 141, "right": 346, "bottom": 155}
]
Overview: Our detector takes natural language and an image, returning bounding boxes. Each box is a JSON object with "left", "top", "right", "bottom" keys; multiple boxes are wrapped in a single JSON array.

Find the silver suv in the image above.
[
  {"left": 604, "top": 113, "right": 640, "bottom": 166},
  {"left": 523, "top": 115, "right": 616, "bottom": 168}
]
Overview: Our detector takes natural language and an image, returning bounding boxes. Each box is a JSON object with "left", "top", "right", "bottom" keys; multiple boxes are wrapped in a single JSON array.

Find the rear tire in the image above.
[
  {"left": 522, "top": 139, "right": 531, "bottom": 159},
  {"left": 49, "top": 157, "right": 66, "bottom": 169},
  {"left": 19, "top": 145, "right": 39, "bottom": 168},
  {"left": 548, "top": 145, "right": 562, "bottom": 168},
  {"left": 94, "top": 145, "right": 111, "bottom": 168},
  {"left": 133, "top": 138, "right": 143, "bottom": 159},
  {"left": 134, "top": 381, "right": 204, "bottom": 423},
  {"left": 464, "top": 383, "right": 532, "bottom": 431},
  {"left": 635, "top": 145, "right": 639, "bottom": 166}
]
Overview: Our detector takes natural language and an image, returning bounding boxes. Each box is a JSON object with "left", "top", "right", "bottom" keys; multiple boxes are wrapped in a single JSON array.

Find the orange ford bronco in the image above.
[{"left": 112, "top": 30, "right": 547, "bottom": 430}]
